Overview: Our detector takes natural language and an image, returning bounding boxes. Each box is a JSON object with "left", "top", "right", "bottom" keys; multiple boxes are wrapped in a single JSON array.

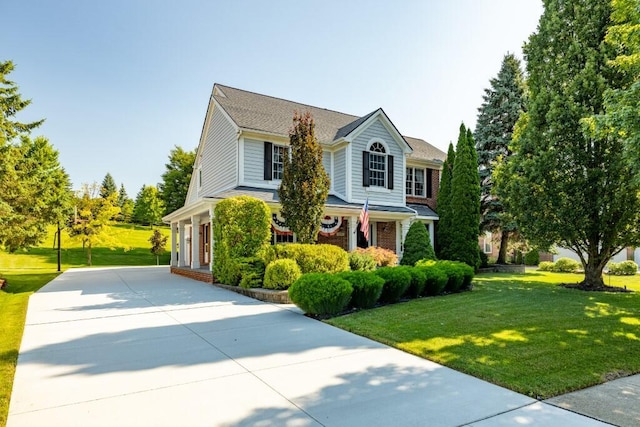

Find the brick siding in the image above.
[
  {"left": 376, "top": 221, "right": 396, "bottom": 253},
  {"left": 171, "top": 266, "right": 214, "bottom": 283},
  {"left": 406, "top": 168, "right": 440, "bottom": 210},
  {"left": 317, "top": 219, "right": 349, "bottom": 250}
]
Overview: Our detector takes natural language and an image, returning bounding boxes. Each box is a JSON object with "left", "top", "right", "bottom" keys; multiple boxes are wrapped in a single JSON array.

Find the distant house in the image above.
[{"left": 163, "top": 84, "right": 445, "bottom": 272}]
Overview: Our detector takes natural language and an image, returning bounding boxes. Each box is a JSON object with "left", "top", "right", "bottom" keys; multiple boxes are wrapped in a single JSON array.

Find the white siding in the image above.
[
  {"left": 243, "top": 138, "right": 264, "bottom": 184},
  {"left": 553, "top": 247, "right": 627, "bottom": 263},
  {"left": 334, "top": 148, "right": 346, "bottom": 197},
  {"left": 198, "top": 107, "right": 237, "bottom": 197},
  {"left": 322, "top": 150, "right": 332, "bottom": 186},
  {"left": 350, "top": 119, "right": 404, "bottom": 205}
]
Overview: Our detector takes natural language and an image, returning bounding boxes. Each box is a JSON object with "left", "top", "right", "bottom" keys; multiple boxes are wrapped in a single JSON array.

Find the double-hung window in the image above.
[
  {"left": 406, "top": 167, "right": 425, "bottom": 197},
  {"left": 264, "top": 141, "right": 288, "bottom": 181},
  {"left": 363, "top": 141, "right": 394, "bottom": 190},
  {"left": 272, "top": 145, "right": 285, "bottom": 180}
]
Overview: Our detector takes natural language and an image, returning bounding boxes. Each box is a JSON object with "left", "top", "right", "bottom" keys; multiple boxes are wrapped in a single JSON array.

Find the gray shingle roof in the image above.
[
  {"left": 212, "top": 84, "right": 445, "bottom": 163},
  {"left": 407, "top": 203, "right": 438, "bottom": 217}
]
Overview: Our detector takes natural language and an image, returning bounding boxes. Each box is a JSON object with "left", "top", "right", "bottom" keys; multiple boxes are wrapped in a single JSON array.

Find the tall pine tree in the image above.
[
  {"left": 475, "top": 53, "right": 526, "bottom": 264},
  {"left": 496, "top": 0, "right": 640, "bottom": 289},
  {"left": 100, "top": 173, "right": 117, "bottom": 199},
  {"left": 436, "top": 143, "right": 455, "bottom": 258},
  {"left": 448, "top": 125, "right": 481, "bottom": 268},
  {"left": 278, "top": 112, "right": 329, "bottom": 243}
]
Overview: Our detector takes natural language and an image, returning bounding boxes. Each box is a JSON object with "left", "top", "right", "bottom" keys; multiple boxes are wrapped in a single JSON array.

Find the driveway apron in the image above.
[{"left": 8, "top": 267, "right": 608, "bottom": 426}]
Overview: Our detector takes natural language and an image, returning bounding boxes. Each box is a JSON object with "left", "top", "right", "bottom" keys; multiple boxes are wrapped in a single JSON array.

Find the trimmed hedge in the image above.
[
  {"left": 263, "top": 259, "right": 302, "bottom": 290},
  {"left": 348, "top": 251, "right": 377, "bottom": 271},
  {"left": 264, "top": 244, "right": 349, "bottom": 274},
  {"left": 608, "top": 260, "right": 638, "bottom": 276},
  {"left": 539, "top": 261, "right": 554, "bottom": 271},
  {"left": 288, "top": 273, "right": 353, "bottom": 315},
  {"left": 416, "top": 259, "right": 474, "bottom": 293},
  {"left": 402, "top": 266, "right": 427, "bottom": 298},
  {"left": 552, "top": 257, "right": 580, "bottom": 273},
  {"left": 337, "top": 271, "right": 384, "bottom": 309},
  {"left": 375, "top": 266, "right": 412, "bottom": 304},
  {"left": 418, "top": 265, "right": 448, "bottom": 296}
]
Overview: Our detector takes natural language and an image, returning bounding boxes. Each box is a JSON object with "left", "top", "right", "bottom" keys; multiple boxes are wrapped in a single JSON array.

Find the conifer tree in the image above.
[
  {"left": 159, "top": 146, "right": 196, "bottom": 215},
  {"left": 475, "top": 53, "right": 526, "bottom": 263},
  {"left": 436, "top": 143, "right": 455, "bottom": 259},
  {"left": 400, "top": 221, "right": 436, "bottom": 266},
  {"left": 100, "top": 173, "right": 117, "bottom": 199},
  {"left": 448, "top": 124, "right": 481, "bottom": 268},
  {"left": 496, "top": 0, "right": 640, "bottom": 289},
  {"left": 278, "top": 112, "right": 330, "bottom": 243}
]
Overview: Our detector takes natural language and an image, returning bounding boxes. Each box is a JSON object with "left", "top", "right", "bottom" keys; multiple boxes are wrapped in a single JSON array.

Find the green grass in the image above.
[
  {"left": 0, "top": 223, "right": 171, "bottom": 426},
  {"left": 327, "top": 270, "right": 640, "bottom": 399}
]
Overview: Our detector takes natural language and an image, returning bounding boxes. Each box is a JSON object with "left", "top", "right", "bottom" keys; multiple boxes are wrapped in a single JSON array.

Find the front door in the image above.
[{"left": 203, "top": 223, "right": 210, "bottom": 264}]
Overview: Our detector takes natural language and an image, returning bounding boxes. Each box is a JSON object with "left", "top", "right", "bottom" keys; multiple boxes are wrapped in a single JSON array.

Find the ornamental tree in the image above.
[
  {"left": 149, "top": 229, "right": 168, "bottom": 265},
  {"left": 278, "top": 111, "right": 330, "bottom": 243},
  {"left": 475, "top": 53, "right": 526, "bottom": 264},
  {"left": 436, "top": 143, "right": 455, "bottom": 258},
  {"left": 495, "top": 0, "right": 640, "bottom": 289}
]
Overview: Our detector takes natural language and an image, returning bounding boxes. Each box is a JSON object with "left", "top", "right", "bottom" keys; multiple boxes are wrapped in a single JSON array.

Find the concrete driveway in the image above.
[{"left": 8, "top": 267, "right": 607, "bottom": 426}]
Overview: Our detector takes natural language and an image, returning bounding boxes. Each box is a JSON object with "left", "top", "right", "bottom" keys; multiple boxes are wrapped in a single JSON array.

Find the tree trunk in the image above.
[
  {"left": 156, "top": 255, "right": 159, "bottom": 266},
  {"left": 497, "top": 231, "right": 509, "bottom": 264},
  {"left": 88, "top": 243, "right": 92, "bottom": 267},
  {"left": 581, "top": 259, "right": 605, "bottom": 289}
]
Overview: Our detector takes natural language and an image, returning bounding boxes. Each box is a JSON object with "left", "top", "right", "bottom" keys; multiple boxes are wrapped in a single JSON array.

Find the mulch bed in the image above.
[{"left": 560, "top": 283, "right": 633, "bottom": 293}]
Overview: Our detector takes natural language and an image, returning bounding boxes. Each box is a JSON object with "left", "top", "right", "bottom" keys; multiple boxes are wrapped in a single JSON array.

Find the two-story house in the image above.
[{"left": 163, "top": 84, "right": 445, "bottom": 273}]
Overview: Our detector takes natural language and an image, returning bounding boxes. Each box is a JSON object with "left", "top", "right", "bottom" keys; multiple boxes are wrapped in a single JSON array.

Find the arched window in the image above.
[{"left": 363, "top": 140, "right": 394, "bottom": 189}]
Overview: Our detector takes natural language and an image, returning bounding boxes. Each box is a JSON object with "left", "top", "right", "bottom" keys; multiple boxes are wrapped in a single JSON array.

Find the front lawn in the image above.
[{"left": 327, "top": 270, "right": 640, "bottom": 399}]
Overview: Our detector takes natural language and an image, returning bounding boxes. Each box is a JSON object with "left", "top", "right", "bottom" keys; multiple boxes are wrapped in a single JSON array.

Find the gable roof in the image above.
[{"left": 212, "top": 84, "right": 445, "bottom": 162}]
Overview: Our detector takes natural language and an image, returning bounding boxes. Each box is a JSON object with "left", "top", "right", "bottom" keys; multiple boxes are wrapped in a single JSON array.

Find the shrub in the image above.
[
  {"left": 417, "top": 265, "right": 448, "bottom": 296},
  {"left": 266, "top": 244, "right": 349, "bottom": 274},
  {"left": 419, "top": 260, "right": 472, "bottom": 293},
  {"left": 524, "top": 249, "right": 540, "bottom": 266},
  {"left": 539, "top": 261, "right": 554, "bottom": 271},
  {"left": 348, "top": 251, "right": 377, "bottom": 271},
  {"left": 608, "top": 260, "right": 638, "bottom": 276},
  {"left": 337, "top": 271, "right": 384, "bottom": 309},
  {"left": 479, "top": 251, "right": 489, "bottom": 268},
  {"left": 288, "top": 273, "right": 353, "bottom": 315},
  {"left": 355, "top": 246, "right": 398, "bottom": 267},
  {"left": 375, "top": 267, "right": 412, "bottom": 304},
  {"left": 400, "top": 222, "right": 436, "bottom": 266},
  {"left": 263, "top": 259, "right": 302, "bottom": 290},
  {"left": 402, "top": 266, "right": 427, "bottom": 298},
  {"left": 216, "top": 256, "right": 265, "bottom": 288},
  {"left": 552, "top": 257, "right": 580, "bottom": 273}
]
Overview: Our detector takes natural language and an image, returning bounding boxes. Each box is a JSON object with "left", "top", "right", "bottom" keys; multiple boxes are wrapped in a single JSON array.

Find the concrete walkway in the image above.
[{"left": 8, "top": 267, "right": 612, "bottom": 426}]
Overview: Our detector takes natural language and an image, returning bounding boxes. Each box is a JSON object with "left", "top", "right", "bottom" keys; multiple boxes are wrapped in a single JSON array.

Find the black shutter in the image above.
[
  {"left": 264, "top": 142, "right": 272, "bottom": 181},
  {"left": 363, "top": 151, "right": 370, "bottom": 187},
  {"left": 387, "top": 155, "right": 394, "bottom": 189},
  {"left": 427, "top": 168, "right": 433, "bottom": 198}
]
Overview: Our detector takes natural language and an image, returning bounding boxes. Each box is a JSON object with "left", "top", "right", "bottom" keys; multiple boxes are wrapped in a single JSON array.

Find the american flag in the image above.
[{"left": 359, "top": 198, "right": 370, "bottom": 241}]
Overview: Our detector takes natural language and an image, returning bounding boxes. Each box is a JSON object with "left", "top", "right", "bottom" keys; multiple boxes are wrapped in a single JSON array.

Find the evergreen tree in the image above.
[
  {"left": 0, "top": 61, "right": 43, "bottom": 145},
  {"left": 133, "top": 185, "right": 164, "bottom": 226},
  {"left": 159, "top": 146, "right": 196, "bottom": 215},
  {"left": 449, "top": 124, "right": 481, "bottom": 269},
  {"left": 436, "top": 143, "right": 455, "bottom": 259},
  {"left": 100, "top": 173, "right": 117, "bottom": 199},
  {"left": 400, "top": 221, "right": 436, "bottom": 266},
  {"left": 116, "top": 183, "right": 133, "bottom": 222},
  {"left": 495, "top": 0, "right": 640, "bottom": 289},
  {"left": 475, "top": 53, "right": 526, "bottom": 264},
  {"left": 278, "top": 112, "right": 330, "bottom": 243}
]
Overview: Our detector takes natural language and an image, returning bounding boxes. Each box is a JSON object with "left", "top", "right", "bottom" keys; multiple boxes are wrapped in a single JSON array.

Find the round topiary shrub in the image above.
[
  {"left": 402, "top": 266, "right": 427, "bottom": 298},
  {"left": 375, "top": 267, "right": 412, "bottom": 304},
  {"left": 400, "top": 221, "right": 437, "bottom": 266},
  {"left": 430, "top": 260, "right": 467, "bottom": 292},
  {"left": 539, "top": 261, "right": 554, "bottom": 271},
  {"left": 337, "top": 271, "right": 384, "bottom": 309},
  {"left": 417, "top": 265, "right": 448, "bottom": 296},
  {"left": 348, "top": 251, "right": 377, "bottom": 271},
  {"left": 608, "top": 260, "right": 638, "bottom": 276},
  {"left": 288, "top": 273, "right": 353, "bottom": 315},
  {"left": 552, "top": 257, "right": 580, "bottom": 273},
  {"left": 263, "top": 259, "right": 302, "bottom": 290},
  {"left": 524, "top": 249, "right": 540, "bottom": 266}
]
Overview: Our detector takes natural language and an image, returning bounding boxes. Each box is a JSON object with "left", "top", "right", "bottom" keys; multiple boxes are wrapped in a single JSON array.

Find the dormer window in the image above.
[{"left": 363, "top": 140, "right": 394, "bottom": 190}]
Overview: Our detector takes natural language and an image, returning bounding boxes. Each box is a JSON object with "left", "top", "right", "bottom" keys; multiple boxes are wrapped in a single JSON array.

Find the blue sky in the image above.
[{"left": 5, "top": 0, "right": 542, "bottom": 197}]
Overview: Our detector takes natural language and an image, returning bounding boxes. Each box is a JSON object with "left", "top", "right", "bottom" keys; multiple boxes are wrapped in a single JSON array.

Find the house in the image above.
[{"left": 163, "top": 84, "right": 446, "bottom": 273}]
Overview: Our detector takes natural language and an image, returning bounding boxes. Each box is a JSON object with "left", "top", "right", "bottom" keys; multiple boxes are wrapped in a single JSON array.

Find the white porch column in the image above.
[
  {"left": 400, "top": 219, "right": 411, "bottom": 255},
  {"left": 348, "top": 215, "right": 358, "bottom": 251},
  {"left": 428, "top": 221, "right": 435, "bottom": 249},
  {"left": 191, "top": 215, "right": 201, "bottom": 269},
  {"left": 178, "top": 220, "right": 186, "bottom": 267},
  {"left": 209, "top": 208, "right": 215, "bottom": 272},
  {"left": 170, "top": 222, "right": 178, "bottom": 267}
]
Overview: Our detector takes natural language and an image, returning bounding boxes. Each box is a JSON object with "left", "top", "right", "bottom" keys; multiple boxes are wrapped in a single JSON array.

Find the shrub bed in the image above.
[
  {"left": 402, "top": 266, "right": 427, "bottom": 298},
  {"left": 416, "top": 260, "right": 474, "bottom": 293},
  {"left": 418, "top": 265, "right": 449, "bottom": 296},
  {"left": 337, "top": 271, "right": 384, "bottom": 309},
  {"left": 552, "top": 257, "right": 580, "bottom": 273},
  {"left": 375, "top": 266, "right": 411, "bottom": 304},
  {"left": 354, "top": 246, "right": 398, "bottom": 267},
  {"left": 288, "top": 273, "right": 353, "bottom": 315},
  {"left": 348, "top": 251, "right": 377, "bottom": 271},
  {"left": 263, "top": 259, "right": 302, "bottom": 290},
  {"left": 608, "top": 261, "right": 638, "bottom": 276},
  {"left": 265, "top": 244, "right": 349, "bottom": 274},
  {"left": 539, "top": 261, "right": 554, "bottom": 271}
]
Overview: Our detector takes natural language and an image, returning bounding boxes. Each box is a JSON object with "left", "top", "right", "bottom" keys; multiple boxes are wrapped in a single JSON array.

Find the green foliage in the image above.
[
  {"left": 337, "top": 271, "right": 384, "bottom": 309},
  {"left": 552, "top": 258, "right": 580, "bottom": 273},
  {"left": 0, "top": 136, "right": 72, "bottom": 251},
  {"left": 212, "top": 196, "right": 271, "bottom": 283},
  {"left": 417, "top": 259, "right": 474, "bottom": 293},
  {"left": 265, "top": 243, "right": 349, "bottom": 274},
  {"left": 348, "top": 251, "right": 377, "bottom": 271},
  {"left": 149, "top": 229, "right": 168, "bottom": 265},
  {"left": 133, "top": 185, "right": 164, "bottom": 226},
  {"left": 539, "top": 261, "right": 555, "bottom": 271},
  {"left": 100, "top": 173, "right": 117, "bottom": 199},
  {"left": 416, "top": 264, "right": 449, "bottom": 296},
  {"left": 238, "top": 257, "right": 266, "bottom": 289},
  {"left": 400, "top": 221, "right": 436, "bottom": 266},
  {"left": 278, "top": 112, "right": 330, "bottom": 243},
  {"left": 479, "top": 251, "right": 489, "bottom": 268},
  {"left": 475, "top": 54, "right": 526, "bottom": 263},
  {"left": 0, "top": 60, "right": 44, "bottom": 145},
  {"left": 263, "top": 259, "right": 301, "bottom": 290},
  {"left": 524, "top": 250, "right": 540, "bottom": 266},
  {"left": 608, "top": 260, "right": 638, "bottom": 276},
  {"left": 159, "top": 145, "right": 196, "bottom": 216},
  {"left": 354, "top": 246, "right": 398, "bottom": 267},
  {"left": 495, "top": 0, "right": 640, "bottom": 289},
  {"left": 116, "top": 184, "right": 133, "bottom": 222},
  {"left": 436, "top": 143, "right": 455, "bottom": 258},
  {"left": 402, "top": 266, "right": 427, "bottom": 298},
  {"left": 288, "top": 273, "right": 353, "bottom": 315},
  {"left": 375, "top": 266, "right": 412, "bottom": 304},
  {"left": 447, "top": 124, "right": 481, "bottom": 268}
]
